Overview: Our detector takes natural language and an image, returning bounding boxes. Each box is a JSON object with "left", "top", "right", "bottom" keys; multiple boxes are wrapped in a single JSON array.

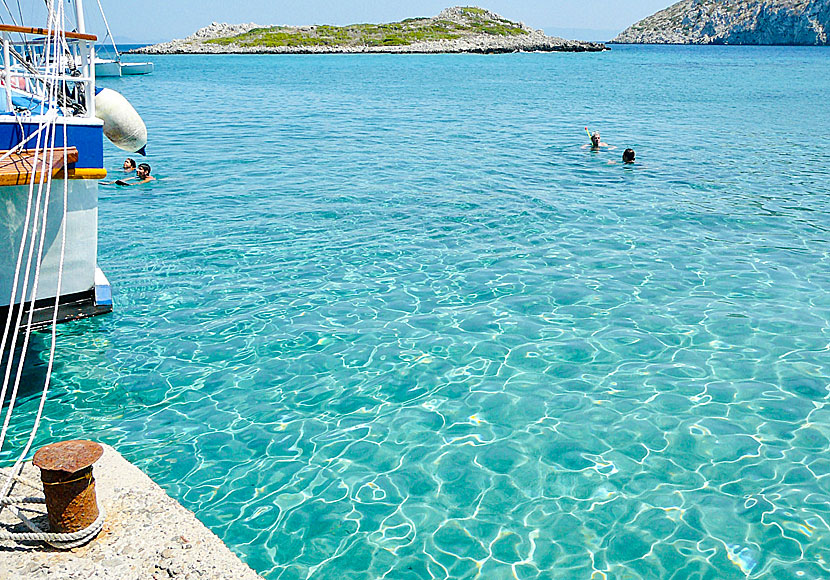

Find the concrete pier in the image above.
[{"left": 0, "top": 444, "right": 263, "bottom": 580}]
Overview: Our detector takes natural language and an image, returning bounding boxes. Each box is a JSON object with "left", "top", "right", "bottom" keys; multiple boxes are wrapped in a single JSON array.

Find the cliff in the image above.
[
  {"left": 130, "top": 7, "right": 605, "bottom": 54},
  {"left": 613, "top": 0, "right": 830, "bottom": 44}
]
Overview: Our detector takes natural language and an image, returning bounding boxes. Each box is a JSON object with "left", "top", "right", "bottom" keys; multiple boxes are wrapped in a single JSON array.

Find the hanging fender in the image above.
[{"left": 94, "top": 88, "right": 147, "bottom": 155}]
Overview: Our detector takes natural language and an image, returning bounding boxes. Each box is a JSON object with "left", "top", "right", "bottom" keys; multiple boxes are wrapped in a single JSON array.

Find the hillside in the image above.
[
  {"left": 613, "top": 0, "right": 830, "bottom": 45},
  {"left": 133, "top": 7, "right": 605, "bottom": 54}
]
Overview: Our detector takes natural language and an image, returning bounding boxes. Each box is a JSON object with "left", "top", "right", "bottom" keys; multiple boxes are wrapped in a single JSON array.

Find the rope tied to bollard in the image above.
[
  {"left": 0, "top": 442, "right": 105, "bottom": 549},
  {"left": 0, "top": 496, "right": 105, "bottom": 549},
  {"left": 0, "top": 496, "right": 45, "bottom": 506},
  {"left": 0, "top": 468, "right": 41, "bottom": 492}
]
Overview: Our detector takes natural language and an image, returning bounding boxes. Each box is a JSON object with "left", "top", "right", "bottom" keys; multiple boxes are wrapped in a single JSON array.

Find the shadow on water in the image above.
[{"left": 0, "top": 330, "right": 53, "bottom": 408}]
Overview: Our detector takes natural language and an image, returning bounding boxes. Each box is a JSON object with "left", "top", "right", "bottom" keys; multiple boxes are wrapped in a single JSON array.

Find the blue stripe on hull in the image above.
[{"left": 0, "top": 121, "right": 104, "bottom": 169}]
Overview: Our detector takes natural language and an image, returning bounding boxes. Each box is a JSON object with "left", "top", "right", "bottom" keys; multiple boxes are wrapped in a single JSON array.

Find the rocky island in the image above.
[
  {"left": 613, "top": 0, "right": 829, "bottom": 45},
  {"left": 131, "top": 7, "right": 606, "bottom": 54}
]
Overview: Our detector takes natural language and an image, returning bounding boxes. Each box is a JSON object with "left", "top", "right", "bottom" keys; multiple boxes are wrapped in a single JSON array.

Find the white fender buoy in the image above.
[{"left": 94, "top": 88, "right": 147, "bottom": 155}]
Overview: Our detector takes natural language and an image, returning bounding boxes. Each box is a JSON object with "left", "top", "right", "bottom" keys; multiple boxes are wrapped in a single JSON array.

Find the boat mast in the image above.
[
  {"left": 74, "top": 0, "right": 86, "bottom": 34},
  {"left": 72, "top": 0, "right": 95, "bottom": 117},
  {"left": 2, "top": 34, "right": 12, "bottom": 112}
]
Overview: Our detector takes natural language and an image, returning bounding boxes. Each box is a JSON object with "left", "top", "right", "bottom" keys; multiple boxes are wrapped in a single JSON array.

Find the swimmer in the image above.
[
  {"left": 122, "top": 158, "right": 136, "bottom": 172},
  {"left": 114, "top": 163, "right": 155, "bottom": 186},
  {"left": 623, "top": 148, "right": 635, "bottom": 163}
]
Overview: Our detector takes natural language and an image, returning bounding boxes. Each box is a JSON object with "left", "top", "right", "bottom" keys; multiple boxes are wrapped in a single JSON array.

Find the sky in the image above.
[{"left": 82, "top": 1, "right": 676, "bottom": 44}]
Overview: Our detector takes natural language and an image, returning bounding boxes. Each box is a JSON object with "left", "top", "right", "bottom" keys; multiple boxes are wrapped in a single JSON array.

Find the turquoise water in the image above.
[{"left": 6, "top": 45, "right": 830, "bottom": 578}]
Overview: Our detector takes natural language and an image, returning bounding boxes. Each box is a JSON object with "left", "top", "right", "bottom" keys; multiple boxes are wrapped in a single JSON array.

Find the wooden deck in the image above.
[{"left": 0, "top": 147, "right": 79, "bottom": 186}]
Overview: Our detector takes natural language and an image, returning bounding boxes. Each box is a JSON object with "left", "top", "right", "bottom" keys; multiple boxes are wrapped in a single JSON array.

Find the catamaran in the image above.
[
  {"left": 95, "top": 57, "right": 154, "bottom": 77},
  {"left": 90, "top": 0, "right": 153, "bottom": 77}
]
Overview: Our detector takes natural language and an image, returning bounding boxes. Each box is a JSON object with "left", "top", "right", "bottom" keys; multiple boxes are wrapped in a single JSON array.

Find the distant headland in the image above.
[
  {"left": 613, "top": 0, "right": 830, "bottom": 45},
  {"left": 130, "top": 7, "right": 606, "bottom": 55}
]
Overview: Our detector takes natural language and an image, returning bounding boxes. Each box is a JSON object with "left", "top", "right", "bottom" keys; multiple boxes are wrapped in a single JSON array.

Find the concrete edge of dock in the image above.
[{"left": 0, "top": 443, "right": 264, "bottom": 580}]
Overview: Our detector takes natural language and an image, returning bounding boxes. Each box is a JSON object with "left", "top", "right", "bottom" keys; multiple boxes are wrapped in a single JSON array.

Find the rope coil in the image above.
[{"left": 0, "top": 497, "right": 105, "bottom": 548}]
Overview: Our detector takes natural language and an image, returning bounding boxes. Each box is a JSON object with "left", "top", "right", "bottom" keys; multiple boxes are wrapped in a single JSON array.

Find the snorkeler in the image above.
[
  {"left": 590, "top": 131, "right": 608, "bottom": 148},
  {"left": 623, "top": 149, "right": 635, "bottom": 163},
  {"left": 582, "top": 128, "right": 610, "bottom": 150}
]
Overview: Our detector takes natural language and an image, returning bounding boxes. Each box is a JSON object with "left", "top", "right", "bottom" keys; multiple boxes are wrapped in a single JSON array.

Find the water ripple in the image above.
[{"left": 5, "top": 46, "right": 830, "bottom": 579}]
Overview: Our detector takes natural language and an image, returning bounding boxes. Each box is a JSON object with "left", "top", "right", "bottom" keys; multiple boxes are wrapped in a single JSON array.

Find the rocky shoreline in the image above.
[
  {"left": 613, "top": 0, "right": 830, "bottom": 45},
  {"left": 130, "top": 10, "right": 606, "bottom": 55}
]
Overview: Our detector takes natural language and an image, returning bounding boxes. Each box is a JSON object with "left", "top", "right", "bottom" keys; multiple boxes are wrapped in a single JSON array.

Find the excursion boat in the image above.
[{"left": 0, "top": 1, "right": 147, "bottom": 338}]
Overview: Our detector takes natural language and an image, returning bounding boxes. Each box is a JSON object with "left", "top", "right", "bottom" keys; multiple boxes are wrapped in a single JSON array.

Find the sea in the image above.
[{"left": 5, "top": 45, "right": 830, "bottom": 579}]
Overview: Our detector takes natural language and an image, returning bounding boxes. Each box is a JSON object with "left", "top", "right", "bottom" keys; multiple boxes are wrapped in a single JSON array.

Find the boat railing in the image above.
[{"left": 0, "top": 24, "right": 98, "bottom": 118}]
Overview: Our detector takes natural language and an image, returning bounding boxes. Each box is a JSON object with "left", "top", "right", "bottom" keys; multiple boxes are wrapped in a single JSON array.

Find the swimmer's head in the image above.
[
  {"left": 137, "top": 163, "right": 151, "bottom": 178},
  {"left": 591, "top": 132, "right": 601, "bottom": 147},
  {"left": 123, "top": 158, "right": 136, "bottom": 170},
  {"left": 623, "top": 149, "right": 635, "bottom": 163}
]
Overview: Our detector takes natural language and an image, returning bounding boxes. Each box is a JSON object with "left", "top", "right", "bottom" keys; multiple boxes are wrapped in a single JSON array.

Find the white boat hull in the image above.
[
  {"left": 0, "top": 178, "right": 98, "bottom": 303},
  {"left": 120, "top": 62, "right": 154, "bottom": 75},
  {"left": 94, "top": 59, "right": 121, "bottom": 77}
]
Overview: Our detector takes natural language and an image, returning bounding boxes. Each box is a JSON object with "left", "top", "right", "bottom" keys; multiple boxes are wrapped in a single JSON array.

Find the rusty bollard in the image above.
[{"left": 32, "top": 440, "right": 104, "bottom": 534}]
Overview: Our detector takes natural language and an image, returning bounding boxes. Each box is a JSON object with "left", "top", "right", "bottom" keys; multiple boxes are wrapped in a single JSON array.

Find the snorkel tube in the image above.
[{"left": 585, "top": 127, "right": 593, "bottom": 141}]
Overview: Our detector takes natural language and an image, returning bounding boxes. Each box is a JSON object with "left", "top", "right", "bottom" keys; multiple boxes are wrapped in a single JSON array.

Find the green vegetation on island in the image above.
[
  {"left": 132, "top": 6, "right": 607, "bottom": 54},
  {"left": 206, "top": 7, "right": 529, "bottom": 48}
]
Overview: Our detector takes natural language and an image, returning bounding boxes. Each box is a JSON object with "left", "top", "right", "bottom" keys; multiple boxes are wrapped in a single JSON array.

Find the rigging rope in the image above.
[
  {"left": 0, "top": 0, "right": 20, "bottom": 26},
  {"left": 0, "top": 0, "right": 103, "bottom": 549},
  {"left": 94, "top": 0, "right": 118, "bottom": 62},
  {"left": 0, "top": 0, "right": 62, "bottom": 457}
]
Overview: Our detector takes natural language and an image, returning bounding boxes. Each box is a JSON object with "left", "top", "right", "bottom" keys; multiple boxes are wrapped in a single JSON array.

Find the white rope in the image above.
[
  {"left": 0, "top": 496, "right": 44, "bottom": 506},
  {"left": 0, "top": 139, "right": 43, "bottom": 360},
  {"left": 0, "top": 0, "right": 62, "bottom": 454},
  {"left": 0, "top": 1, "right": 64, "bottom": 377},
  {"left": 6, "top": 43, "right": 72, "bottom": 471},
  {"left": 3, "top": 114, "right": 71, "bottom": 492},
  {"left": 0, "top": 117, "right": 54, "bottom": 362},
  {"left": 0, "top": 467, "right": 41, "bottom": 491},
  {"left": 0, "top": 12, "right": 62, "bottom": 457},
  {"left": 1, "top": 499, "right": 106, "bottom": 548},
  {"left": 0, "top": 2, "right": 102, "bottom": 550},
  {"left": 0, "top": 122, "right": 56, "bottom": 165},
  {"left": 0, "top": 117, "right": 55, "bottom": 452},
  {"left": 0, "top": 10, "right": 60, "bottom": 513}
]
